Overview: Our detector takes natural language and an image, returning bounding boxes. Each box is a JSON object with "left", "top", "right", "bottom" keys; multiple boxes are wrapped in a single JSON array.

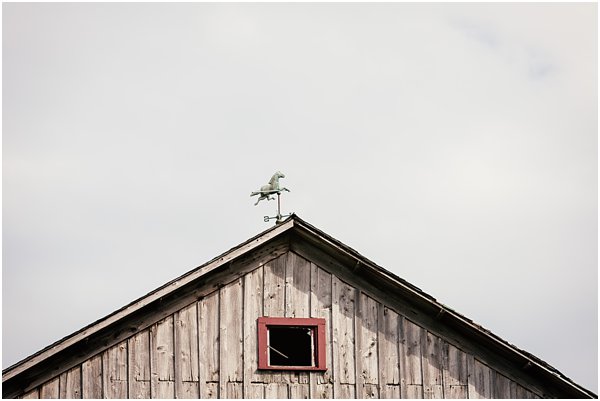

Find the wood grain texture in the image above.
[
  {"left": 285, "top": 252, "right": 311, "bottom": 318},
  {"left": 309, "top": 264, "right": 333, "bottom": 399},
  {"left": 336, "top": 383, "right": 356, "bottom": 398},
  {"left": 128, "top": 330, "right": 151, "bottom": 399},
  {"left": 103, "top": 341, "right": 128, "bottom": 398},
  {"left": 330, "top": 275, "right": 357, "bottom": 399},
  {"left": 400, "top": 318, "right": 424, "bottom": 398},
  {"left": 493, "top": 371, "right": 512, "bottom": 399},
  {"left": 199, "top": 290, "right": 220, "bottom": 398},
  {"left": 265, "top": 383, "right": 288, "bottom": 399},
  {"left": 468, "top": 358, "right": 493, "bottom": 399},
  {"left": 285, "top": 252, "right": 311, "bottom": 387},
  {"left": 226, "top": 381, "right": 243, "bottom": 399},
  {"left": 247, "top": 383, "right": 265, "bottom": 399},
  {"left": 380, "top": 384, "right": 400, "bottom": 399},
  {"left": 81, "top": 354, "right": 102, "bottom": 399},
  {"left": 378, "top": 306, "right": 400, "bottom": 399},
  {"left": 422, "top": 331, "right": 444, "bottom": 398},
  {"left": 59, "top": 366, "right": 81, "bottom": 399},
  {"left": 332, "top": 277, "right": 356, "bottom": 386},
  {"left": 203, "top": 382, "right": 219, "bottom": 399},
  {"left": 263, "top": 253, "right": 286, "bottom": 317},
  {"left": 443, "top": 342, "right": 468, "bottom": 399},
  {"left": 262, "top": 254, "right": 286, "bottom": 386},
  {"left": 40, "top": 377, "right": 59, "bottom": 399},
  {"left": 219, "top": 278, "right": 243, "bottom": 397},
  {"left": 356, "top": 293, "right": 379, "bottom": 398},
  {"left": 311, "top": 383, "right": 333, "bottom": 399},
  {"left": 150, "top": 316, "right": 175, "bottom": 398},
  {"left": 243, "top": 267, "right": 264, "bottom": 397},
  {"left": 175, "top": 303, "right": 199, "bottom": 398},
  {"left": 289, "top": 382, "right": 310, "bottom": 399}
]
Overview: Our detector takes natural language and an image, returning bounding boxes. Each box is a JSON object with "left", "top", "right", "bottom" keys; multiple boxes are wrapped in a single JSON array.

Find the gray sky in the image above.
[{"left": 3, "top": 2, "right": 597, "bottom": 393}]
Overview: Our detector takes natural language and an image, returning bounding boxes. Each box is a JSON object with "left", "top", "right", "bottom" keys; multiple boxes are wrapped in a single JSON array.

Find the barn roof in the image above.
[{"left": 2, "top": 214, "right": 596, "bottom": 398}]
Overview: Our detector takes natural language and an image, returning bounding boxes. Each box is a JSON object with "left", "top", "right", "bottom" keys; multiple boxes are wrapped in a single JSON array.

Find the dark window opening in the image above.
[
  {"left": 268, "top": 326, "right": 314, "bottom": 367},
  {"left": 257, "top": 317, "right": 327, "bottom": 371}
]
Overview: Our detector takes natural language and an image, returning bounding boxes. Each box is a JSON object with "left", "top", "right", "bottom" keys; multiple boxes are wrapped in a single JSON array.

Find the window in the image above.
[{"left": 257, "top": 317, "right": 327, "bottom": 371}]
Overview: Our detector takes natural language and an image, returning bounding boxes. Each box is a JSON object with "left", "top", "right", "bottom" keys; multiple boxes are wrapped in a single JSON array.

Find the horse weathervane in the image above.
[{"left": 251, "top": 171, "right": 292, "bottom": 224}]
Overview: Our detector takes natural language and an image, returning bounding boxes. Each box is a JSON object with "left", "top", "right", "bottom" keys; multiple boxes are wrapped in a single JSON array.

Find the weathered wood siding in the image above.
[{"left": 23, "top": 251, "right": 542, "bottom": 399}]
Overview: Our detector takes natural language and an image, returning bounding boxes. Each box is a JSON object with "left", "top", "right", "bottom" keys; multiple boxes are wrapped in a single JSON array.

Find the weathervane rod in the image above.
[{"left": 277, "top": 192, "right": 282, "bottom": 219}]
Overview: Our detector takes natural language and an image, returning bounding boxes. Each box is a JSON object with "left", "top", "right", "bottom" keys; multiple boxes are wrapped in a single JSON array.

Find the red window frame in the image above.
[{"left": 257, "top": 317, "right": 327, "bottom": 371}]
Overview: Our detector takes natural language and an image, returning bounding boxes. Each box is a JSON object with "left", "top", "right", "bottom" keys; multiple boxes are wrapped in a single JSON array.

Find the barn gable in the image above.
[{"left": 2, "top": 215, "right": 595, "bottom": 399}]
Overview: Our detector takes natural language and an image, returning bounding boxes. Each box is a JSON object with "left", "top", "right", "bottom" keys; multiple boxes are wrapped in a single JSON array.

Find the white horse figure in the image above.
[{"left": 250, "top": 171, "right": 290, "bottom": 206}]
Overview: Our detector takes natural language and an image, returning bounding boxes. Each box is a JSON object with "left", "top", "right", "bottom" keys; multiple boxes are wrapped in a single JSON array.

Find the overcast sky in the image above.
[{"left": 2, "top": 2, "right": 597, "bottom": 393}]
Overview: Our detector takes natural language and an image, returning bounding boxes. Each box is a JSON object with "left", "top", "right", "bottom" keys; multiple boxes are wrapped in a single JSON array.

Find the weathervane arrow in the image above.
[{"left": 250, "top": 171, "right": 292, "bottom": 224}]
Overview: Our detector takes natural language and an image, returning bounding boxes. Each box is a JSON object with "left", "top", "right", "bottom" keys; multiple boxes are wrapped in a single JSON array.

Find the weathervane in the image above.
[{"left": 251, "top": 171, "right": 292, "bottom": 224}]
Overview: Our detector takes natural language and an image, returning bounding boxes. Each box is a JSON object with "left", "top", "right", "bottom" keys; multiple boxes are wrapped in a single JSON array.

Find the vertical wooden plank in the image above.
[
  {"left": 82, "top": 354, "right": 103, "bottom": 399},
  {"left": 263, "top": 253, "right": 286, "bottom": 317},
  {"left": 59, "top": 371, "right": 67, "bottom": 399},
  {"left": 466, "top": 354, "right": 475, "bottom": 399},
  {"left": 151, "top": 316, "right": 175, "bottom": 398},
  {"left": 331, "top": 276, "right": 356, "bottom": 398},
  {"left": 468, "top": 358, "right": 493, "bottom": 399},
  {"left": 226, "top": 382, "right": 243, "bottom": 398},
  {"left": 309, "top": 264, "right": 333, "bottom": 399},
  {"left": 399, "top": 317, "right": 424, "bottom": 398},
  {"left": 128, "top": 330, "right": 151, "bottom": 399},
  {"left": 265, "top": 382, "right": 289, "bottom": 398},
  {"left": 422, "top": 331, "right": 444, "bottom": 398},
  {"left": 378, "top": 306, "right": 400, "bottom": 399},
  {"left": 175, "top": 303, "right": 200, "bottom": 398},
  {"left": 59, "top": 366, "right": 81, "bottom": 399},
  {"left": 247, "top": 383, "right": 265, "bottom": 399},
  {"left": 220, "top": 278, "right": 243, "bottom": 398},
  {"left": 442, "top": 342, "right": 468, "bottom": 399},
  {"left": 448, "top": 384, "right": 468, "bottom": 399},
  {"left": 262, "top": 254, "right": 287, "bottom": 395},
  {"left": 204, "top": 382, "right": 219, "bottom": 399},
  {"left": 356, "top": 293, "right": 379, "bottom": 398},
  {"left": 508, "top": 381, "right": 517, "bottom": 398},
  {"left": 285, "top": 252, "right": 311, "bottom": 318},
  {"left": 493, "top": 371, "right": 512, "bottom": 399},
  {"left": 380, "top": 385, "right": 400, "bottom": 399},
  {"left": 103, "top": 340, "right": 128, "bottom": 398},
  {"left": 338, "top": 278, "right": 357, "bottom": 386},
  {"left": 243, "top": 266, "right": 265, "bottom": 398},
  {"left": 285, "top": 252, "right": 311, "bottom": 393},
  {"left": 199, "top": 291, "right": 220, "bottom": 398},
  {"left": 337, "top": 384, "right": 356, "bottom": 398},
  {"left": 331, "top": 275, "right": 340, "bottom": 399},
  {"left": 40, "top": 377, "right": 59, "bottom": 399},
  {"left": 289, "top": 382, "right": 310, "bottom": 399},
  {"left": 312, "top": 383, "right": 333, "bottom": 399}
]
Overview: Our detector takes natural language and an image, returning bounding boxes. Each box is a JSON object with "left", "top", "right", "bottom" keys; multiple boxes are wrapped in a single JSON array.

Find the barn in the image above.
[{"left": 2, "top": 214, "right": 595, "bottom": 399}]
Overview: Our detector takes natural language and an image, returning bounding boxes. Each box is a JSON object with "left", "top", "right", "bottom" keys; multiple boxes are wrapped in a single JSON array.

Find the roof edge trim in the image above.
[
  {"left": 2, "top": 217, "right": 296, "bottom": 381},
  {"left": 289, "top": 216, "right": 596, "bottom": 398}
]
